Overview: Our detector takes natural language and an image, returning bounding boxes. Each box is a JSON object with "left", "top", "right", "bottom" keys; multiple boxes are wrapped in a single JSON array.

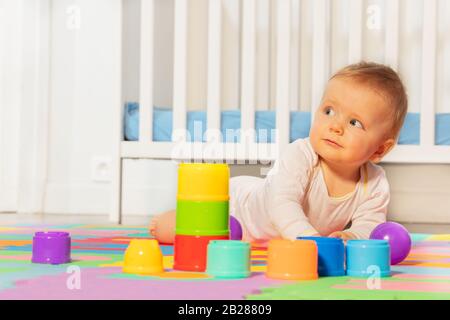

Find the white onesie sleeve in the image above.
[
  {"left": 264, "top": 139, "right": 319, "bottom": 239},
  {"left": 346, "top": 177, "right": 390, "bottom": 239}
]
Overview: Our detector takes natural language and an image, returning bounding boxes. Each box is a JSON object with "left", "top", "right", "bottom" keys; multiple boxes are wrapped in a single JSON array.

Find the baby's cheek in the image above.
[
  {"left": 339, "top": 146, "right": 367, "bottom": 165},
  {"left": 309, "top": 130, "right": 321, "bottom": 152},
  {"left": 309, "top": 124, "right": 320, "bottom": 140},
  {"left": 346, "top": 137, "right": 371, "bottom": 156}
]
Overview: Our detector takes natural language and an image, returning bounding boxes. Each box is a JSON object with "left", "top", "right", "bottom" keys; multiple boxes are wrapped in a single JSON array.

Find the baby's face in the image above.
[{"left": 310, "top": 77, "right": 394, "bottom": 167}]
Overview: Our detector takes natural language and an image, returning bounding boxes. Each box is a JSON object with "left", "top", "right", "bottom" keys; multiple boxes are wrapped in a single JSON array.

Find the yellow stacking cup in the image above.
[
  {"left": 177, "top": 163, "right": 229, "bottom": 201},
  {"left": 123, "top": 239, "right": 164, "bottom": 275}
]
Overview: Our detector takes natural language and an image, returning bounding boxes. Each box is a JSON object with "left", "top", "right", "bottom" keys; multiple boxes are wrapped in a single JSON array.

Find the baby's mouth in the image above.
[{"left": 323, "top": 139, "right": 343, "bottom": 148}]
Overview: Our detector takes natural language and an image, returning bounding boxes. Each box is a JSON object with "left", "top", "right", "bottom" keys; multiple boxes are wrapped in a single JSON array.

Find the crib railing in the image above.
[
  {"left": 112, "top": 0, "right": 450, "bottom": 223},
  {"left": 385, "top": 0, "right": 450, "bottom": 163}
]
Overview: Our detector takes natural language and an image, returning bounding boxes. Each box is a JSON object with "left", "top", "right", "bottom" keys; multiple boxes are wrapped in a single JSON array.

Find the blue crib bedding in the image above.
[{"left": 123, "top": 102, "right": 450, "bottom": 145}]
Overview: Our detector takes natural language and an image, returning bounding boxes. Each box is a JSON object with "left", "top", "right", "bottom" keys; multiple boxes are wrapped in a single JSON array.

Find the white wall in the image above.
[
  {"left": 44, "top": 0, "right": 122, "bottom": 214},
  {"left": 17, "top": 0, "right": 51, "bottom": 215},
  {"left": 0, "top": 0, "right": 22, "bottom": 212}
]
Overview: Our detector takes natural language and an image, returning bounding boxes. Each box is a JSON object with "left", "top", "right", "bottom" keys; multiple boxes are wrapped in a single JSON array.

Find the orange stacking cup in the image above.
[{"left": 266, "top": 239, "right": 318, "bottom": 280}]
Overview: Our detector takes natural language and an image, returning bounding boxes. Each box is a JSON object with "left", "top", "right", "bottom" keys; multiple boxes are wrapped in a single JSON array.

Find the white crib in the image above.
[{"left": 111, "top": 0, "right": 450, "bottom": 223}]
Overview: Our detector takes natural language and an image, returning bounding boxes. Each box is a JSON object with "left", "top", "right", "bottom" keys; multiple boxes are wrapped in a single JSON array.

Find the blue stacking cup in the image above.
[
  {"left": 346, "top": 240, "right": 391, "bottom": 278},
  {"left": 298, "top": 237, "right": 345, "bottom": 277},
  {"left": 206, "top": 240, "right": 251, "bottom": 279}
]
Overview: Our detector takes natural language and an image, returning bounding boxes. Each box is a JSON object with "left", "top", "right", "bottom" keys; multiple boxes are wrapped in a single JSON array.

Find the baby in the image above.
[{"left": 149, "top": 61, "right": 408, "bottom": 244}]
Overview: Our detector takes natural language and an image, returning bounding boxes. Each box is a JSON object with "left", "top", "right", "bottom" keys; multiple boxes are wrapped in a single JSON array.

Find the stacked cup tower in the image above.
[{"left": 173, "top": 163, "right": 230, "bottom": 272}]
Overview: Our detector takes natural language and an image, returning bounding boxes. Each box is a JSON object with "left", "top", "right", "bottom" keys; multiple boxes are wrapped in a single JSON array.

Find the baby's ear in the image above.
[{"left": 370, "top": 138, "right": 395, "bottom": 163}]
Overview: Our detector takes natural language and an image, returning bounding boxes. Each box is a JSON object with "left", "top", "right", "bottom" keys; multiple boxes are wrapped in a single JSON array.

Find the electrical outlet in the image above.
[{"left": 91, "top": 156, "right": 112, "bottom": 182}]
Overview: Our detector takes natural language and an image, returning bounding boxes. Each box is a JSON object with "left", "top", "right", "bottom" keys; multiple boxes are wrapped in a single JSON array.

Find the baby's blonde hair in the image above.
[{"left": 330, "top": 61, "right": 408, "bottom": 140}]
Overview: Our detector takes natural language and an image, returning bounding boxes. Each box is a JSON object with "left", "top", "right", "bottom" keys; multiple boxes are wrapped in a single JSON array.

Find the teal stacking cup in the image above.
[
  {"left": 298, "top": 236, "right": 345, "bottom": 277},
  {"left": 206, "top": 240, "right": 251, "bottom": 279},
  {"left": 346, "top": 240, "right": 391, "bottom": 278}
]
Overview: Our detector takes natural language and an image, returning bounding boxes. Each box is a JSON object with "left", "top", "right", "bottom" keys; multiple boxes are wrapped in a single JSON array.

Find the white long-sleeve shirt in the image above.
[{"left": 229, "top": 138, "right": 389, "bottom": 243}]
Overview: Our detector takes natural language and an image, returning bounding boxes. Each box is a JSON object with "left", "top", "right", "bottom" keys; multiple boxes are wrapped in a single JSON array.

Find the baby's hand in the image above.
[{"left": 328, "top": 231, "right": 357, "bottom": 241}]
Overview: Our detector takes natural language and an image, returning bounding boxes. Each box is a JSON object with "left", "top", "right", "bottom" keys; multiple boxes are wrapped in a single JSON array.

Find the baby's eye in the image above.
[
  {"left": 350, "top": 119, "right": 364, "bottom": 129},
  {"left": 324, "top": 107, "right": 335, "bottom": 116}
]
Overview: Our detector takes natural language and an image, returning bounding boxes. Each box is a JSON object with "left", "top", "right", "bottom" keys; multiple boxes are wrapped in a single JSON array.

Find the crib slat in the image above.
[
  {"left": 276, "top": 0, "right": 291, "bottom": 150},
  {"left": 311, "top": 0, "right": 330, "bottom": 121},
  {"left": 385, "top": 0, "right": 399, "bottom": 70},
  {"left": 348, "top": 0, "right": 362, "bottom": 64},
  {"left": 420, "top": 0, "right": 437, "bottom": 147},
  {"left": 172, "top": 0, "right": 188, "bottom": 142},
  {"left": 290, "top": 0, "right": 300, "bottom": 113},
  {"left": 240, "top": 0, "right": 256, "bottom": 144},
  {"left": 139, "top": 0, "right": 154, "bottom": 142},
  {"left": 206, "top": 0, "right": 222, "bottom": 142}
]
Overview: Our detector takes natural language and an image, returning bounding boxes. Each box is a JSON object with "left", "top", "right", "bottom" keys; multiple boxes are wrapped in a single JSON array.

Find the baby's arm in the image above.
[
  {"left": 265, "top": 141, "right": 319, "bottom": 239},
  {"left": 329, "top": 231, "right": 357, "bottom": 240},
  {"left": 343, "top": 186, "right": 390, "bottom": 239}
]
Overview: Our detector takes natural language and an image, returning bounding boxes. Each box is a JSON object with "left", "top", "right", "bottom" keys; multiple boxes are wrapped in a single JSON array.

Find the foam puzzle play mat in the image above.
[{"left": 1, "top": 224, "right": 450, "bottom": 300}]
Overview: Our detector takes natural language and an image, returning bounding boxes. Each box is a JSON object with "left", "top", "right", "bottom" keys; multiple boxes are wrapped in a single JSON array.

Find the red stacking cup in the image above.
[{"left": 174, "top": 234, "right": 229, "bottom": 272}]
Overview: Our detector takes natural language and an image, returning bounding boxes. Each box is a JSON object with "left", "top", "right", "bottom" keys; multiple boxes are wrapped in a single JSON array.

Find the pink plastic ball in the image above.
[{"left": 370, "top": 222, "right": 411, "bottom": 265}]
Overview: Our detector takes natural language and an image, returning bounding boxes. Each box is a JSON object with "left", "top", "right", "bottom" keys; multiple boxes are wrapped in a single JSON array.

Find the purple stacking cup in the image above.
[{"left": 32, "top": 231, "right": 71, "bottom": 264}]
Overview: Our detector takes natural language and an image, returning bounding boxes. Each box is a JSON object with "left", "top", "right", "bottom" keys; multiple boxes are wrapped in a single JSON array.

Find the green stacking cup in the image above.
[
  {"left": 176, "top": 200, "right": 229, "bottom": 236},
  {"left": 206, "top": 240, "right": 251, "bottom": 279}
]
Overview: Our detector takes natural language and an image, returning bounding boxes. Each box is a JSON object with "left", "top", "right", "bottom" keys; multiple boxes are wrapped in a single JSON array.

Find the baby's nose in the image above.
[{"left": 329, "top": 121, "right": 344, "bottom": 134}]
